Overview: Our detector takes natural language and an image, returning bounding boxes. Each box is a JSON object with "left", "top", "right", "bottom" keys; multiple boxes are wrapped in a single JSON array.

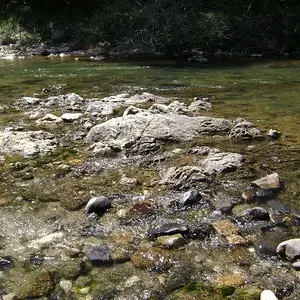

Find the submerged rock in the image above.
[
  {"left": 0, "top": 130, "right": 57, "bottom": 157},
  {"left": 86, "top": 244, "right": 113, "bottom": 265}
]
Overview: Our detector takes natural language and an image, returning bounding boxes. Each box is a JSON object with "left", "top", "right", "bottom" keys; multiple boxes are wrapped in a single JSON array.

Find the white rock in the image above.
[
  {"left": 61, "top": 113, "right": 83, "bottom": 122},
  {"left": 276, "top": 238, "right": 300, "bottom": 260},
  {"left": 59, "top": 280, "right": 73, "bottom": 293},
  {"left": 28, "top": 232, "right": 64, "bottom": 249},
  {"left": 260, "top": 290, "right": 278, "bottom": 300}
]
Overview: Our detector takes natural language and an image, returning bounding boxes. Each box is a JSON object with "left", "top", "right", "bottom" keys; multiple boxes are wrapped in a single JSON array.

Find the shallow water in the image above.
[{"left": 1, "top": 56, "right": 300, "bottom": 298}]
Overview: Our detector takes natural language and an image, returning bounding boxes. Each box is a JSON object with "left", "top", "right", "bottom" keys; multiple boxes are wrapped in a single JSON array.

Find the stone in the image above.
[
  {"left": 59, "top": 280, "right": 73, "bottom": 293},
  {"left": 86, "top": 112, "right": 232, "bottom": 153},
  {"left": 292, "top": 261, "right": 300, "bottom": 270},
  {"left": 36, "top": 113, "right": 62, "bottom": 125},
  {"left": 260, "top": 290, "right": 278, "bottom": 300},
  {"left": 155, "top": 234, "right": 187, "bottom": 249},
  {"left": 180, "top": 189, "right": 202, "bottom": 206},
  {"left": 61, "top": 113, "right": 83, "bottom": 122},
  {"left": 148, "top": 223, "right": 189, "bottom": 240},
  {"left": 186, "top": 222, "right": 215, "bottom": 239},
  {"left": 188, "top": 146, "right": 214, "bottom": 155},
  {"left": 17, "top": 96, "right": 41, "bottom": 106},
  {"left": 188, "top": 99, "right": 212, "bottom": 111},
  {"left": 214, "top": 273, "right": 245, "bottom": 287},
  {"left": 200, "top": 151, "right": 245, "bottom": 174},
  {"left": 267, "top": 129, "right": 281, "bottom": 139},
  {"left": 86, "top": 244, "right": 112, "bottom": 265},
  {"left": 228, "top": 119, "right": 264, "bottom": 139},
  {"left": 119, "top": 174, "right": 138, "bottom": 185},
  {"left": 28, "top": 232, "right": 64, "bottom": 249},
  {"left": 276, "top": 238, "right": 300, "bottom": 260},
  {"left": 84, "top": 196, "right": 112, "bottom": 215},
  {"left": 243, "top": 207, "right": 270, "bottom": 221},
  {"left": 0, "top": 130, "right": 57, "bottom": 157},
  {"left": 131, "top": 247, "right": 172, "bottom": 272},
  {"left": 159, "top": 166, "right": 210, "bottom": 188},
  {"left": 251, "top": 173, "right": 281, "bottom": 190},
  {"left": 211, "top": 192, "right": 241, "bottom": 213},
  {"left": 0, "top": 256, "right": 14, "bottom": 271}
]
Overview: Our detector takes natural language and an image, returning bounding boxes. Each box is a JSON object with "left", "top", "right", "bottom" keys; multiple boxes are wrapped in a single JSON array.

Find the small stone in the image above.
[
  {"left": 292, "top": 261, "right": 300, "bottom": 270},
  {"left": 260, "top": 289, "right": 278, "bottom": 300},
  {"left": 59, "top": 280, "right": 72, "bottom": 293},
  {"left": 180, "top": 189, "right": 202, "bottom": 206},
  {"left": 120, "top": 174, "right": 138, "bottom": 185},
  {"left": 214, "top": 273, "right": 245, "bottom": 287},
  {"left": 148, "top": 223, "right": 189, "bottom": 240},
  {"left": 212, "top": 219, "right": 239, "bottom": 236},
  {"left": 124, "top": 275, "right": 141, "bottom": 288},
  {"left": 28, "top": 232, "right": 64, "bottom": 249},
  {"left": 84, "top": 196, "right": 112, "bottom": 215},
  {"left": 252, "top": 173, "right": 281, "bottom": 190},
  {"left": 86, "top": 244, "right": 112, "bottom": 266},
  {"left": 61, "top": 113, "right": 83, "bottom": 122},
  {"left": 276, "top": 238, "right": 300, "bottom": 261},
  {"left": 243, "top": 207, "right": 270, "bottom": 221},
  {"left": 267, "top": 129, "right": 281, "bottom": 139},
  {"left": 155, "top": 234, "right": 187, "bottom": 249}
]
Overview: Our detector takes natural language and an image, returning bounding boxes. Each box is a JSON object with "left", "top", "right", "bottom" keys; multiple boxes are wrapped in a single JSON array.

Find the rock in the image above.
[
  {"left": 15, "top": 270, "right": 55, "bottom": 299},
  {"left": 185, "top": 222, "right": 214, "bottom": 239},
  {"left": 276, "top": 238, "right": 300, "bottom": 260},
  {"left": 155, "top": 234, "right": 187, "bottom": 249},
  {"left": 123, "top": 201, "right": 155, "bottom": 224},
  {"left": 59, "top": 280, "right": 73, "bottom": 294},
  {"left": 85, "top": 100, "right": 121, "bottom": 116},
  {"left": 251, "top": 173, "right": 281, "bottom": 190},
  {"left": 260, "top": 290, "right": 278, "bottom": 300},
  {"left": 149, "top": 101, "right": 189, "bottom": 114},
  {"left": 86, "top": 244, "right": 112, "bottom": 265},
  {"left": 61, "top": 113, "right": 83, "bottom": 122},
  {"left": 234, "top": 286, "right": 262, "bottom": 299},
  {"left": 179, "top": 189, "right": 202, "bottom": 206},
  {"left": 242, "top": 207, "right": 270, "bottom": 221},
  {"left": 211, "top": 192, "right": 241, "bottom": 213},
  {"left": 214, "top": 273, "right": 245, "bottom": 287},
  {"left": 0, "top": 130, "right": 57, "bottom": 157},
  {"left": 228, "top": 119, "right": 264, "bottom": 139},
  {"left": 267, "top": 129, "right": 281, "bottom": 139},
  {"left": 123, "top": 105, "right": 146, "bottom": 116},
  {"left": 17, "top": 96, "right": 41, "bottom": 106},
  {"left": 28, "top": 232, "right": 64, "bottom": 249},
  {"left": 0, "top": 256, "right": 14, "bottom": 271},
  {"left": 36, "top": 113, "right": 62, "bottom": 125},
  {"left": 159, "top": 166, "right": 210, "bottom": 188},
  {"left": 188, "top": 146, "right": 214, "bottom": 155},
  {"left": 200, "top": 151, "right": 245, "bottom": 174},
  {"left": 292, "top": 261, "right": 300, "bottom": 270},
  {"left": 86, "top": 112, "right": 232, "bottom": 153},
  {"left": 84, "top": 196, "right": 112, "bottom": 215},
  {"left": 188, "top": 99, "right": 212, "bottom": 111},
  {"left": 131, "top": 247, "right": 172, "bottom": 272},
  {"left": 119, "top": 174, "right": 138, "bottom": 185},
  {"left": 148, "top": 223, "right": 189, "bottom": 240}
]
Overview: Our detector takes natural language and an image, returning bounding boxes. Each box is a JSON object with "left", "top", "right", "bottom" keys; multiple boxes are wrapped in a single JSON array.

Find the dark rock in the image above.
[
  {"left": 85, "top": 196, "right": 112, "bottom": 215},
  {"left": 243, "top": 207, "right": 270, "bottom": 221},
  {"left": 86, "top": 244, "right": 112, "bottom": 266},
  {"left": 0, "top": 256, "right": 14, "bottom": 271},
  {"left": 185, "top": 222, "right": 215, "bottom": 239},
  {"left": 180, "top": 189, "right": 202, "bottom": 206},
  {"left": 148, "top": 223, "right": 189, "bottom": 240}
]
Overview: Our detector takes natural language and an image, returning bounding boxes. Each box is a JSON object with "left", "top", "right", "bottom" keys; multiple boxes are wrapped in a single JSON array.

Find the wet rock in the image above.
[
  {"left": 123, "top": 201, "right": 155, "bottom": 224},
  {"left": 0, "top": 256, "right": 14, "bottom": 271},
  {"left": 211, "top": 192, "right": 241, "bottom": 213},
  {"left": 86, "top": 112, "right": 232, "bottom": 153},
  {"left": 251, "top": 173, "right": 281, "bottom": 190},
  {"left": 188, "top": 146, "right": 216, "bottom": 155},
  {"left": 15, "top": 270, "right": 55, "bottom": 299},
  {"left": 188, "top": 99, "right": 212, "bottom": 111},
  {"left": 36, "top": 113, "right": 62, "bottom": 125},
  {"left": 214, "top": 273, "right": 245, "bottom": 287},
  {"left": 0, "top": 130, "right": 57, "bottom": 157},
  {"left": 56, "top": 261, "right": 86, "bottom": 280},
  {"left": 276, "top": 238, "right": 300, "bottom": 260},
  {"left": 86, "top": 244, "right": 112, "bottom": 265},
  {"left": 228, "top": 119, "right": 264, "bottom": 139},
  {"left": 59, "top": 280, "right": 73, "bottom": 294},
  {"left": 242, "top": 207, "right": 270, "bottom": 221},
  {"left": 84, "top": 196, "right": 112, "bottom": 215},
  {"left": 185, "top": 222, "right": 214, "bottom": 239},
  {"left": 131, "top": 247, "right": 172, "bottom": 272},
  {"left": 28, "top": 232, "right": 64, "bottom": 249},
  {"left": 180, "top": 189, "right": 202, "bottom": 206},
  {"left": 155, "top": 234, "right": 187, "bottom": 249},
  {"left": 267, "top": 129, "right": 281, "bottom": 139},
  {"left": 200, "top": 151, "right": 245, "bottom": 174},
  {"left": 292, "top": 261, "right": 300, "bottom": 270},
  {"left": 260, "top": 290, "right": 278, "bottom": 300},
  {"left": 61, "top": 112, "right": 83, "bottom": 122},
  {"left": 159, "top": 166, "right": 210, "bottom": 188},
  {"left": 148, "top": 222, "right": 189, "bottom": 240},
  {"left": 242, "top": 186, "right": 278, "bottom": 202}
]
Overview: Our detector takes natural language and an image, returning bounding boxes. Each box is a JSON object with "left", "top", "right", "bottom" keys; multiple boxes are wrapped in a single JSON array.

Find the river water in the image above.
[{"left": 1, "top": 56, "right": 300, "bottom": 299}]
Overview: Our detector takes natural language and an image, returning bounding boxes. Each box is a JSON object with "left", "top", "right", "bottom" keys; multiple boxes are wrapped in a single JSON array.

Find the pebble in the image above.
[{"left": 260, "top": 289, "right": 278, "bottom": 300}]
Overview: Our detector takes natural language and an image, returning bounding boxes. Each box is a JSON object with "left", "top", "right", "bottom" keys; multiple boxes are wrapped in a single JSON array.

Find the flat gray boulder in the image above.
[
  {"left": 86, "top": 112, "right": 232, "bottom": 152},
  {"left": 0, "top": 130, "right": 57, "bottom": 157}
]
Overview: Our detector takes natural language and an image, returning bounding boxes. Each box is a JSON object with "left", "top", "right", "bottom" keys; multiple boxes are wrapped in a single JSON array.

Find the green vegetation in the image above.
[{"left": 1, "top": 0, "right": 300, "bottom": 55}]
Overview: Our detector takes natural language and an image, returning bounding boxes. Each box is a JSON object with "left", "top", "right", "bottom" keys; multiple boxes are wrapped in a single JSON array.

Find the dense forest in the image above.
[{"left": 1, "top": 0, "right": 300, "bottom": 56}]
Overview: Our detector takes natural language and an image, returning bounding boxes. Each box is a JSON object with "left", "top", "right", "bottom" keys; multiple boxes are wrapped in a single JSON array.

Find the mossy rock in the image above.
[
  {"left": 171, "top": 281, "right": 223, "bottom": 300},
  {"left": 55, "top": 260, "right": 87, "bottom": 280},
  {"left": 14, "top": 270, "right": 55, "bottom": 299},
  {"left": 232, "top": 286, "right": 261, "bottom": 300}
]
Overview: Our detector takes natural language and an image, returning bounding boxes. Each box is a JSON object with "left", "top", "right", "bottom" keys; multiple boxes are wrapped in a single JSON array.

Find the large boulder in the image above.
[
  {"left": 0, "top": 130, "right": 57, "bottom": 157},
  {"left": 86, "top": 112, "right": 232, "bottom": 152}
]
